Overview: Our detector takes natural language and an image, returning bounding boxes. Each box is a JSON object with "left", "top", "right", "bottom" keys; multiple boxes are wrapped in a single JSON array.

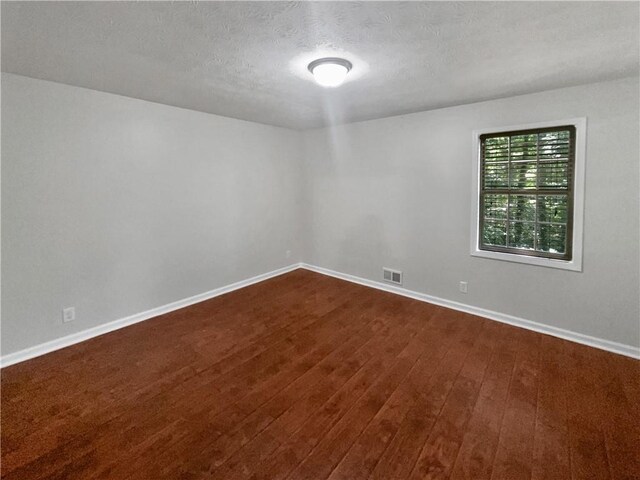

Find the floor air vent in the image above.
[{"left": 383, "top": 268, "right": 402, "bottom": 285}]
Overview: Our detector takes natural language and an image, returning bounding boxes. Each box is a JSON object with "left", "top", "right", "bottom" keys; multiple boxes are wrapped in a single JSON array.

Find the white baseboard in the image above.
[
  {"left": 0, "top": 264, "right": 301, "bottom": 368},
  {"left": 300, "top": 263, "right": 640, "bottom": 360},
  {"left": 3, "top": 262, "right": 638, "bottom": 367}
]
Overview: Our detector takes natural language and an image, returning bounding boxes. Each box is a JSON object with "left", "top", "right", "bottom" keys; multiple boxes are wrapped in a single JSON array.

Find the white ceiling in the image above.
[{"left": 2, "top": 1, "right": 638, "bottom": 129}]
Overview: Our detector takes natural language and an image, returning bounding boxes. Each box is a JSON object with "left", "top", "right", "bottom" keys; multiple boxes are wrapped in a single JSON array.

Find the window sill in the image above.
[{"left": 471, "top": 248, "right": 582, "bottom": 272}]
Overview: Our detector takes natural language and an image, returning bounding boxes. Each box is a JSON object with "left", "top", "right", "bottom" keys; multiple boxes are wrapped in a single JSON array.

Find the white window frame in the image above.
[{"left": 470, "top": 118, "right": 586, "bottom": 272}]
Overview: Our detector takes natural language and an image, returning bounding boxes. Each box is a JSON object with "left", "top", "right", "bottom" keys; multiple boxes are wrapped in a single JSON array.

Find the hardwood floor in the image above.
[{"left": 1, "top": 269, "right": 638, "bottom": 480}]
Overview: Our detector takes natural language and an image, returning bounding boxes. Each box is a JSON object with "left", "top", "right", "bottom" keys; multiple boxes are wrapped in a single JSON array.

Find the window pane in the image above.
[
  {"left": 538, "top": 161, "right": 569, "bottom": 188},
  {"left": 478, "top": 126, "right": 574, "bottom": 261},
  {"left": 483, "top": 163, "right": 508, "bottom": 189},
  {"left": 482, "top": 220, "right": 507, "bottom": 246},
  {"left": 538, "top": 195, "right": 568, "bottom": 223},
  {"left": 509, "top": 195, "right": 536, "bottom": 221},
  {"left": 508, "top": 221, "right": 535, "bottom": 249},
  {"left": 485, "top": 136, "right": 509, "bottom": 147},
  {"left": 509, "top": 162, "right": 537, "bottom": 189},
  {"left": 483, "top": 194, "right": 508, "bottom": 219},
  {"left": 539, "top": 131, "right": 570, "bottom": 160},
  {"left": 510, "top": 133, "right": 538, "bottom": 147},
  {"left": 484, "top": 136, "right": 509, "bottom": 162},
  {"left": 510, "top": 134, "right": 538, "bottom": 162},
  {"left": 539, "top": 144, "right": 570, "bottom": 161},
  {"left": 484, "top": 150, "right": 509, "bottom": 162},
  {"left": 537, "top": 224, "right": 567, "bottom": 254},
  {"left": 539, "top": 130, "right": 570, "bottom": 142}
]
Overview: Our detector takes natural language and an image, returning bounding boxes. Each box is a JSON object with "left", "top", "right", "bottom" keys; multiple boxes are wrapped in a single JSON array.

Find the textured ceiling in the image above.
[{"left": 2, "top": 1, "right": 639, "bottom": 129}]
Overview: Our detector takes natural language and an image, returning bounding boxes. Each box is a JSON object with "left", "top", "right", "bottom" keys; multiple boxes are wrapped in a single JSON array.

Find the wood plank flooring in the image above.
[{"left": 1, "top": 269, "right": 638, "bottom": 479}]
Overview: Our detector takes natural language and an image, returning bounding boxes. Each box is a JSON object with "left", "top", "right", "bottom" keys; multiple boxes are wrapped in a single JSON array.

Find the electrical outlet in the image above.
[
  {"left": 285, "top": 250, "right": 292, "bottom": 259},
  {"left": 62, "top": 307, "right": 75, "bottom": 323},
  {"left": 459, "top": 281, "right": 468, "bottom": 294}
]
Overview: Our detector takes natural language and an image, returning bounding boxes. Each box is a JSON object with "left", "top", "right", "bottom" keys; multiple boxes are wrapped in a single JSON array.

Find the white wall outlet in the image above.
[
  {"left": 62, "top": 307, "right": 75, "bottom": 323},
  {"left": 285, "top": 250, "right": 292, "bottom": 259},
  {"left": 459, "top": 281, "right": 468, "bottom": 294}
]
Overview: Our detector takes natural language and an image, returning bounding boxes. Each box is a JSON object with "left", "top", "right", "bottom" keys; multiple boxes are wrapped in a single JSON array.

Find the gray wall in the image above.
[
  {"left": 3, "top": 74, "right": 639, "bottom": 357},
  {"left": 302, "top": 77, "right": 640, "bottom": 348},
  {"left": 1, "top": 74, "right": 303, "bottom": 354}
]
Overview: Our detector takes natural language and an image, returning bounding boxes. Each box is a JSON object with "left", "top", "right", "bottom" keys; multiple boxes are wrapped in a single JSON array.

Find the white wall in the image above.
[
  {"left": 1, "top": 73, "right": 303, "bottom": 355},
  {"left": 302, "top": 77, "right": 640, "bottom": 349}
]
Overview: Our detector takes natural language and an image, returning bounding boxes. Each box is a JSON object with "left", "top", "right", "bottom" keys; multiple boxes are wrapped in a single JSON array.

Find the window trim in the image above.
[{"left": 470, "top": 118, "right": 586, "bottom": 272}]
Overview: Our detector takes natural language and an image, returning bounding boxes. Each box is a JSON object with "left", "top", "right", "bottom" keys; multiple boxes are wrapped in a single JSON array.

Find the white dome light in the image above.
[{"left": 308, "top": 58, "right": 352, "bottom": 88}]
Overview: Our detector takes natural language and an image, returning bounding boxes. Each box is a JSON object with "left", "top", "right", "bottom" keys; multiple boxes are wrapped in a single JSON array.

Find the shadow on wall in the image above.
[{"left": 338, "top": 213, "right": 391, "bottom": 277}]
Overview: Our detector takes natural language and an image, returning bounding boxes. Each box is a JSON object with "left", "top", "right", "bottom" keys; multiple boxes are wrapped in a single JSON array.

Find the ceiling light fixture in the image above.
[{"left": 308, "top": 57, "right": 352, "bottom": 88}]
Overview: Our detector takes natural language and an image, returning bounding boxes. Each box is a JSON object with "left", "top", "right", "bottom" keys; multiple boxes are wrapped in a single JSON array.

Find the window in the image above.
[{"left": 471, "top": 119, "right": 586, "bottom": 271}]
